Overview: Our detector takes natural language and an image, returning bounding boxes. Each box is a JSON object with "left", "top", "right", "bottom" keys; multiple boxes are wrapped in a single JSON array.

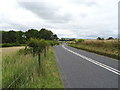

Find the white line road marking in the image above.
[{"left": 62, "top": 45, "right": 120, "bottom": 75}]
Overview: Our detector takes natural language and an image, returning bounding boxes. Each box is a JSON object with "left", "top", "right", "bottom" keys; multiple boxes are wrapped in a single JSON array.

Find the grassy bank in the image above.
[
  {"left": 68, "top": 40, "right": 119, "bottom": 60},
  {"left": 2, "top": 46, "right": 63, "bottom": 88}
]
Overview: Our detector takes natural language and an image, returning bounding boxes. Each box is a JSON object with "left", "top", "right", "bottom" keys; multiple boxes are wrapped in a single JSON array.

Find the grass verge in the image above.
[
  {"left": 68, "top": 40, "right": 119, "bottom": 60},
  {"left": 2, "top": 46, "right": 63, "bottom": 88}
]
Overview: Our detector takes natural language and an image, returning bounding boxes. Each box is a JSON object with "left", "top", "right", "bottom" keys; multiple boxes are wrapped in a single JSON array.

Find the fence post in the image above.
[
  {"left": 38, "top": 52, "right": 40, "bottom": 66},
  {"left": 44, "top": 48, "right": 46, "bottom": 57}
]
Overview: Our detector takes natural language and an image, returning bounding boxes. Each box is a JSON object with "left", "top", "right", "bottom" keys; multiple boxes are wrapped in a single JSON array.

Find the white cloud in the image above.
[{"left": 0, "top": 0, "right": 119, "bottom": 38}]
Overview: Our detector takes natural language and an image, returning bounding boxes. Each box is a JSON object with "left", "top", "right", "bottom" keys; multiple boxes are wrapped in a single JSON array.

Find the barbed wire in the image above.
[
  {"left": 4, "top": 60, "right": 37, "bottom": 90},
  {"left": 4, "top": 67, "right": 28, "bottom": 90}
]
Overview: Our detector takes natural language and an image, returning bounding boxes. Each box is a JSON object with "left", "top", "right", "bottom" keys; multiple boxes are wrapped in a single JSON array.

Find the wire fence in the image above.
[
  {"left": 5, "top": 67, "right": 28, "bottom": 90},
  {"left": 3, "top": 60, "right": 36, "bottom": 90}
]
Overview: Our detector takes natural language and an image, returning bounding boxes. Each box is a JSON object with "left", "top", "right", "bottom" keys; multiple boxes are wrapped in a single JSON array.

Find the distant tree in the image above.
[
  {"left": 107, "top": 37, "right": 114, "bottom": 40},
  {"left": 2, "top": 31, "right": 8, "bottom": 43},
  {"left": 25, "top": 29, "right": 38, "bottom": 40},
  {"left": 70, "top": 38, "right": 75, "bottom": 41},
  {"left": 77, "top": 39, "right": 84, "bottom": 43},
  {"left": 2, "top": 28, "right": 58, "bottom": 44},
  {"left": 97, "top": 37, "right": 102, "bottom": 40},
  {"left": 101, "top": 38, "right": 104, "bottom": 40},
  {"left": 16, "top": 31, "right": 25, "bottom": 44},
  {"left": 38, "top": 28, "right": 53, "bottom": 40},
  {"left": 59, "top": 38, "right": 65, "bottom": 41},
  {"left": 7, "top": 30, "right": 17, "bottom": 43},
  {"left": 52, "top": 34, "right": 59, "bottom": 40}
]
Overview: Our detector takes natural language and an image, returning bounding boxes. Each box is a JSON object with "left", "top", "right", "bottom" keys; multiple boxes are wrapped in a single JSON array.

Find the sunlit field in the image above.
[{"left": 2, "top": 47, "right": 24, "bottom": 56}]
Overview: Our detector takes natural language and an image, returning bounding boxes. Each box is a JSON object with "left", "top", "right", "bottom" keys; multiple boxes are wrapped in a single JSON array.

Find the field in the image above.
[
  {"left": 68, "top": 39, "right": 119, "bottom": 60},
  {"left": 2, "top": 46, "right": 63, "bottom": 88},
  {"left": 2, "top": 47, "right": 24, "bottom": 56}
]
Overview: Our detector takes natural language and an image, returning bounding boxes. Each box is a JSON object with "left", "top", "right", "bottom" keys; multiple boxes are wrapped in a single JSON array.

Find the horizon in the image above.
[{"left": 0, "top": 29, "right": 118, "bottom": 39}]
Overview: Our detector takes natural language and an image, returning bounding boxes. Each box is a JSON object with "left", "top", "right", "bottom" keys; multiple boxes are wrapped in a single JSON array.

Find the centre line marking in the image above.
[{"left": 62, "top": 45, "right": 120, "bottom": 75}]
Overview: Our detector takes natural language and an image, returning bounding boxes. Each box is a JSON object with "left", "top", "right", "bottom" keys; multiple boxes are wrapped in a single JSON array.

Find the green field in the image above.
[
  {"left": 68, "top": 39, "right": 119, "bottom": 60},
  {"left": 2, "top": 46, "right": 63, "bottom": 88}
]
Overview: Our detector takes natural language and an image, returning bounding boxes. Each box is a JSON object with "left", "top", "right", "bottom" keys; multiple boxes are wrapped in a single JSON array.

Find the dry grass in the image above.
[
  {"left": 69, "top": 39, "right": 119, "bottom": 60},
  {"left": 1, "top": 47, "right": 24, "bottom": 56}
]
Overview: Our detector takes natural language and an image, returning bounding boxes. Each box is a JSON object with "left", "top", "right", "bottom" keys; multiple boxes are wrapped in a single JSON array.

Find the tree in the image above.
[
  {"left": 97, "top": 37, "right": 102, "bottom": 40},
  {"left": 16, "top": 31, "right": 25, "bottom": 44},
  {"left": 7, "top": 30, "right": 17, "bottom": 43},
  {"left": 101, "top": 38, "right": 104, "bottom": 40},
  {"left": 52, "top": 34, "right": 59, "bottom": 40},
  {"left": 38, "top": 28, "right": 53, "bottom": 40},
  {"left": 59, "top": 38, "right": 65, "bottom": 41},
  {"left": 2, "top": 28, "right": 58, "bottom": 44},
  {"left": 2, "top": 31, "right": 9, "bottom": 43},
  {"left": 77, "top": 39, "right": 84, "bottom": 43},
  {"left": 27, "top": 38, "right": 48, "bottom": 66},
  {"left": 107, "top": 37, "right": 114, "bottom": 40},
  {"left": 25, "top": 29, "right": 38, "bottom": 40}
]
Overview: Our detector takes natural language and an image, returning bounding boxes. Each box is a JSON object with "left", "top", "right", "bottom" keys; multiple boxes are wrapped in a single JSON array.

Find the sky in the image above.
[{"left": 0, "top": 0, "right": 119, "bottom": 39}]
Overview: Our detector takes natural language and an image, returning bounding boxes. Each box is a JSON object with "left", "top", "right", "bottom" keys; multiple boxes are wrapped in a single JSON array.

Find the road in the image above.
[{"left": 55, "top": 43, "right": 119, "bottom": 88}]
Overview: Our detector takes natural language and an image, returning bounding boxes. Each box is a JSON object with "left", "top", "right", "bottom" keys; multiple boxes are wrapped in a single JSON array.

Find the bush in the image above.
[
  {"left": 18, "top": 48, "right": 32, "bottom": 55},
  {"left": 26, "top": 38, "right": 60, "bottom": 66},
  {"left": 77, "top": 39, "right": 84, "bottom": 43}
]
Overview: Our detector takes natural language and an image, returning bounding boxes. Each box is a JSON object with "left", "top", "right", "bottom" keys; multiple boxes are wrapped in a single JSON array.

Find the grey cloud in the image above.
[
  {"left": 86, "top": 2, "right": 98, "bottom": 7},
  {"left": 0, "top": 19, "right": 29, "bottom": 31},
  {"left": 60, "top": 24, "right": 118, "bottom": 39},
  {"left": 0, "top": 15, "right": 28, "bottom": 31},
  {"left": 0, "top": 0, "right": 117, "bottom": 39},
  {"left": 0, "top": 23, "right": 29, "bottom": 31},
  {"left": 18, "top": 2, "right": 72, "bottom": 23},
  {"left": 68, "top": 0, "right": 98, "bottom": 7}
]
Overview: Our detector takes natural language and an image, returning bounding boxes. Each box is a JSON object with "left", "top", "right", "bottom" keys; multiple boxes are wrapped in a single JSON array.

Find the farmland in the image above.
[
  {"left": 68, "top": 39, "right": 119, "bottom": 60},
  {"left": 2, "top": 47, "right": 24, "bottom": 56},
  {"left": 2, "top": 46, "right": 63, "bottom": 88}
]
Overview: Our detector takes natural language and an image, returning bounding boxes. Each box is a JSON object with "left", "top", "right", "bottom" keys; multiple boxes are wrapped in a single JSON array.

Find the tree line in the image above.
[
  {"left": 97, "top": 37, "right": 117, "bottom": 40},
  {"left": 1, "top": 28, "right": 58, "bottom": 44}
]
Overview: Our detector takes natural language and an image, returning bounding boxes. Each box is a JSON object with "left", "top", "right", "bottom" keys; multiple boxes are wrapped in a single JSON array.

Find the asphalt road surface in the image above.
[{"left": 55, "top": 43, "right": 119, "bottom": 88}]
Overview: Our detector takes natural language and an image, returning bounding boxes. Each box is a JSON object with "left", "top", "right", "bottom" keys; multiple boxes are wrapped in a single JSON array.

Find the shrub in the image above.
[{"left": 77, "top": 39, "right": 84, "bottom": 43}]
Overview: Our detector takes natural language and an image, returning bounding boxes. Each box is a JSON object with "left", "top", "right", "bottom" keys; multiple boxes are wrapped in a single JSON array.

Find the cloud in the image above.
[
  {"left": 0, "top": 0, "right": 119, "bottom": 39},
  {"left": 18, "top": 1, "right": 72, "bottom": 23},
  {"left": 67, "top": 0, "right": 98, "bottom": 7}
]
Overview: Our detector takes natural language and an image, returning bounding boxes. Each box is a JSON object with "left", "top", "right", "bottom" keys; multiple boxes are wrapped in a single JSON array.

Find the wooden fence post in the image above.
[
  {"left": 44, "top": 48, "right": 46, "bottom": 57},
  {"left": 38, "top": 52, "right": 40, "bottom": 66}
]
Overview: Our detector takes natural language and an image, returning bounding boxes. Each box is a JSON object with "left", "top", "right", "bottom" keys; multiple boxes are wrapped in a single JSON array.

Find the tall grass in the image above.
[
  {"left": 0, "top": 48, "right": 2, "bottom": 89},
  {"left": 69, "top": 40, "right": 119, "bottom": 60},
  {"left": 2, "top": 47, "right": 63, "bottom": 88}
]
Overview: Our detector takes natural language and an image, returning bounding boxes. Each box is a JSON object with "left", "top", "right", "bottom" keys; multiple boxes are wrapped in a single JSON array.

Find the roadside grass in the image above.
[
  {"left": 2, "top": 46, "right": 63, "bottom": 88},
  {"left": 68, "top": 40, "right": 119, "bottom": 60},
  {"left": 0, "top": 48, "right": 2, "bottom": 89}
]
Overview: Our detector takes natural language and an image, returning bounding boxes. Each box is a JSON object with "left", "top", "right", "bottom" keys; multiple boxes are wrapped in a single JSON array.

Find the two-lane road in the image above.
[{"left": 55, "top": 44, "right": 119, "bottom": 88}]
